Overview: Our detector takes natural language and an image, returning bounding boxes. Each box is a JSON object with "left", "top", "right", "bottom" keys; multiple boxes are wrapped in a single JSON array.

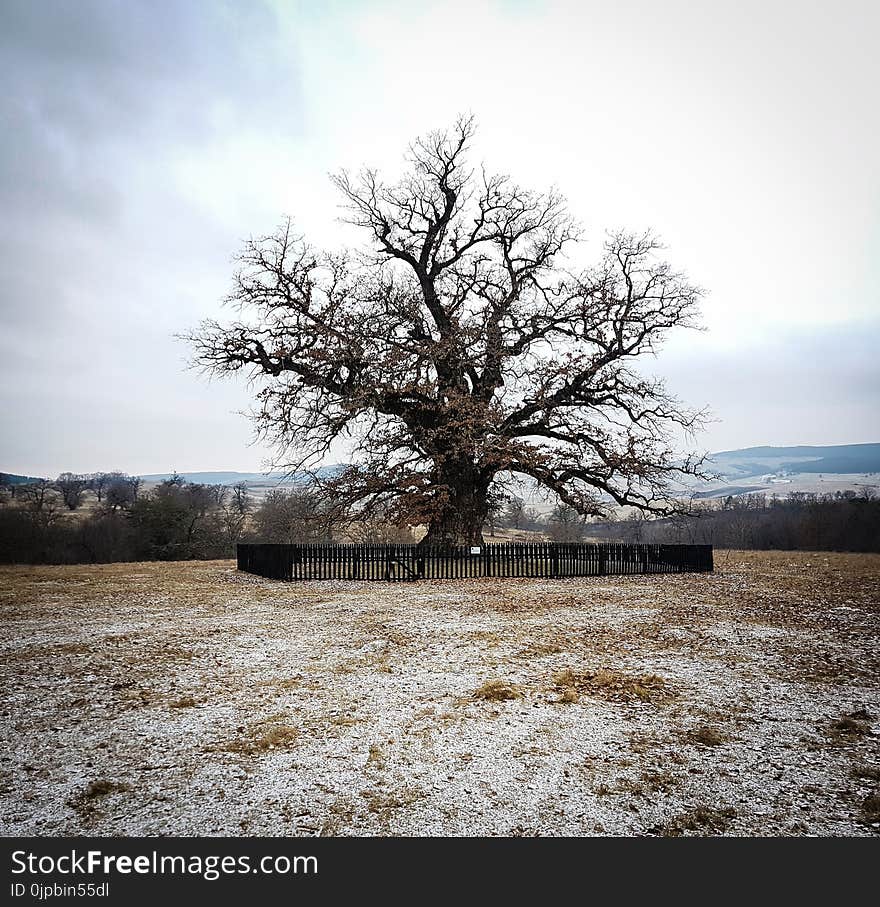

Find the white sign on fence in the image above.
[{"left": 470, "top": 546, "right": 482, "bottom": 555}]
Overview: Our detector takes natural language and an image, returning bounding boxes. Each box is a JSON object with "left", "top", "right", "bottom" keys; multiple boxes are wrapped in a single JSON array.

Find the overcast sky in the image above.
[{"left": 1, "top": 0, "right": 878, "bottom": 477}]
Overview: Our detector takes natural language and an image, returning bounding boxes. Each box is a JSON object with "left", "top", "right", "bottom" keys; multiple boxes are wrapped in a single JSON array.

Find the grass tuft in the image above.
[
  {"left": 553, "top": 667, "right": 671, "bottom": 704},
  {"left": 848, "top": 708, "right": 873, "bottom": 721},
  {"left": 686, "top": 725, "right": 729, "bottom": 747},
  {"left": 654, "top": 806, "right": 737, "bottom": 837},
  {"left": 68, "top": 779, "right": 131, "bottom": 815},
  {"left": 829, "top": 716, "right": 871, "bottom": 738},
  {"left": 861, "top": 793, "right": 880, "bottom": 824},
  {"left": 518, "top": 639, "right": 565, "bottom": 658},
  {"left": 225, "top": 714, "right": 299, "bottom": 755},
  {"left": 81, "top": 779, "right": 130, "bottom": 799},
  {"left": 472, "top": 679, "right": 524, "bottom": 702}
]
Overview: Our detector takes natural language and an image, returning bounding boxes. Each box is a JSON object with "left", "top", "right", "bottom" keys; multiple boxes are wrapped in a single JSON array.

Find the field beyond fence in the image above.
[{"left": 237, "top": 542, "right": 714, "bottom": 581}]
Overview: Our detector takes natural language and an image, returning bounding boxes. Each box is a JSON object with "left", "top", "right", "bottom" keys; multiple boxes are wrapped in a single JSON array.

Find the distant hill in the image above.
[
  {"left": 0, "top": 472, "right": 45, "bottom": 485},
  {"left": 139, "top": 471, "right": 288, "bottom": 485},
  {"left": 138, "top": 446, "right": 880, "bottom": 487},
  {"left": 138, "top": 466, "right": 343, "bottom": 485},
  {"left": 6, "top": 445, "right": 877, "bottom": 493},
  {"left": 691, "top": 485, "right": 768, "bottom": 499},
  {"left": 709, "top": 443, "right": 880, "bottom": 479}
]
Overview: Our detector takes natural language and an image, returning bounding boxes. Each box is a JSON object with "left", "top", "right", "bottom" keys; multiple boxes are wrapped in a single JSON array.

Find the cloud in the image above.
[
  {"left": 0, "top": 0, "right": 305, "bottom": 475},
  {"left": 657, "top": 318, "right": 880, "bottom": 451},
  {"left": 0, "top": 0, "right": 303, "bottom": 322},
  {"left": 0, "top": 0, "right": 877, "bottom": 475}
]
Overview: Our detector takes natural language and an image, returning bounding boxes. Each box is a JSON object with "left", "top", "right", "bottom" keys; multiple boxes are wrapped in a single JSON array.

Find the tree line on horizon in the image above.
[
  {"left": 0, "top": 470, "right": 578, "bottom": 564},
  {"left": 590, "top": 489, "right": 880, "bottom": 553},
  {"left": 0, "top": 472, "right": 877, "bottom": 564}
]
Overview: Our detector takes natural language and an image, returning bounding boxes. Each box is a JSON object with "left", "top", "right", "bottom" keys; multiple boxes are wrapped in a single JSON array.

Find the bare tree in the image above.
[
  {"left": 484, "top": 490, "right": 505, "bottom": 537},
  {"left": 252, "top": 488, "right": 337, "bottom": 543},
  {"left": 18, "top": 478, "right": 62, "bottom": 526},
  {"left": 502, "top": 495, "right": 527, "bottom": 531},
  {"left": 190, "top": 117, "right": 706, "bottom": 545},
  {"left": 89, "top": 471, "right": 130, "bottom": 503},
  {"left": 668, "top": 496, "right": 706, "bottom": 543},
  {"left": 20, "top": 478, "right": 54, "bottom": 513},
  {"left": 230, "top": 481, "right": 251, "bottom": 514},
  {"left": 622, "top": 508, "right": 648, "bottom": 543},
  {"left": 547, "top": 502, "right": 585, "bottom": 542},
  {"left": 347, "top": 502, "right": 415, "bottom": 543},
  {"left": 104, "top": 475, "right": 137, "bottom": 513},
  {"left": 55, "top": 473, "right": 87, "bottom": 511},
  {"left": 220, "top": 481, "right": 252, "bottom": 547},
  {"left": 523, "top": 506, "right": 543, "bottom": 533},
  {"left": 128, "top": 475, "right": 142, "bottom": 503},
  {"left": 90, "top": 472, "right": 109, "bottom": 503}
]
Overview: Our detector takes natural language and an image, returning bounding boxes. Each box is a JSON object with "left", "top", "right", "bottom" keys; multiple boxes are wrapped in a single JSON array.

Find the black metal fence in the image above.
[{"left": 237, "top": 542, "right": 713, "bottom": 581}]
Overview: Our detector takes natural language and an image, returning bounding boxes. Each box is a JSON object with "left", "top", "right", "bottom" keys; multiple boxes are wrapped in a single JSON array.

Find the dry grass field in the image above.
[{"left": 1, "top": 551, "right": 878, "bottom": 836}]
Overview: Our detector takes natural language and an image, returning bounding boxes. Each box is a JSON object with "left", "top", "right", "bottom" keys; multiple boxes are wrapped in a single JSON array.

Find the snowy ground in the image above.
[{"left": 1, "top": 551, "right": 878, "bottom": 837}]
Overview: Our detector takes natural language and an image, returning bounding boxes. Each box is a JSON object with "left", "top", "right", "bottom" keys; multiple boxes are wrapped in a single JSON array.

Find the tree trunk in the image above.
[{"left": 420, "top": 467, "right": 489, "bottom": 547}]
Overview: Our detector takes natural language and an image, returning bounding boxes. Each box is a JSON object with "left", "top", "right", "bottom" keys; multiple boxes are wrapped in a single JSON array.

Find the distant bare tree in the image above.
[
  {"left": 19, "top": 478, "right": 54, "bottom": 513},
  {"left": 220, "top": 481, "right": 252, "bottom": 546},
  {"left": 522, "top": 506, "right": 543, "bottom": 533},
  {"left": 130, "top": 478, "right": 223, "bottom": 557},
  {"left": 190, "top": 117, "right": 706, "bottom": 544},
  {"left": 89, "top": 471, "right": 129, "bottom": 503},
  {"left": 624, "top": 509, "right": 649, "bottom": 543},
  {"left": 547, "top": 502, "right": 585, "bottom": 542},
  {"left": 502, "top": 495, "right": 527, "bottom": 531},
  {"left": 104, "top": 475, "right": 138, "bottom": 513},
  {"left": 667, "top": 497, "right": 707, "bottom": 543},
  {"left": 17, "top": 479, "right": 62, "bottom": 528},
  {"left": 55, "top": 473, "right": 87, "bottom": 511},
  {"left": 484, "top": 490, "right": 505, "bottom": 537},
  {"left": 230, "top": 481, "right": 250, "bottom": 513},
  {"left": 253, "top": 488, "right": 337, "bottom": 543},
  {"left": 347, "top": 504, "right": 415, "bottom": 543},
  {"left": 90, "top": 473, "right": 109, "bottom": 503}
]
